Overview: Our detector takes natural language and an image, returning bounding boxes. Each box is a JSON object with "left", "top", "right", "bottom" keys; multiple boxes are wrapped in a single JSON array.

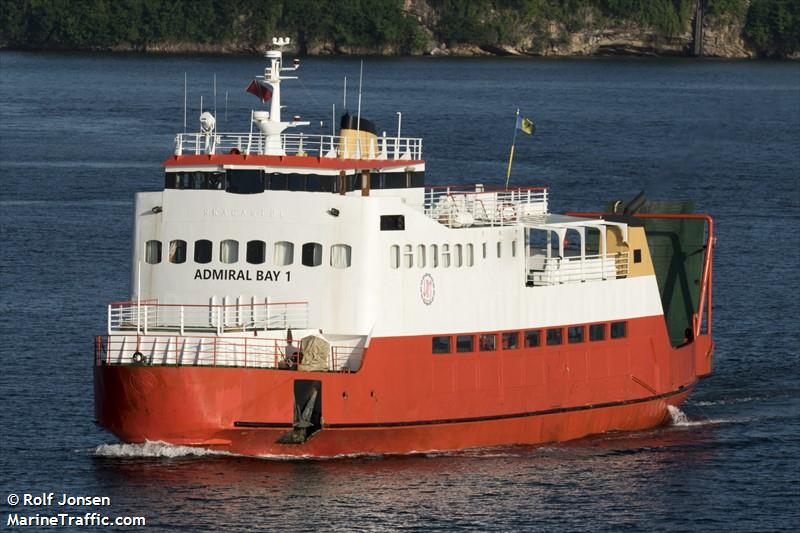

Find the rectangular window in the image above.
[
  {"left": 456, "top": 335, "right": 474, "bottom": 353},
  {"left": 454, "top": 244, "right": 463, "bottom": 267},
  {"left": 512, "top": 240, "right": 517, "bottom": 257},
  {"left": 274, "top": 241, "right": 294, "bottom": 266},
  {"left": 524, "top": 330, "right": 541, "bottom": 348},
  {"left": 403, "top": 244, "right": 413, "bottom": 268},
  {"left": 546, "top": 328, "right": 563, "bottom": 345},
  {"left": 466, "top": 244, "right": 474, "bottom": 266},
  {"left": 633, "top": 249, "right": 642, "bottom": 263},
  {"left": 302, "top": 242, "right": 322, "bottom": 267},
  {"left": 497, "top": 241, "right": 502, "bottom": 258},
  {"left": 479, "top": 333, "right": 496, "bottom": 351},
  {"left": 380, "top": 215, "right": 405, "bottom": 231},
  {"left": 502, "top": 332, "right": 520, "bottom": 350},
  {"left": 429, "top": 244, "right": 438, "bottom": 268},
  {"left": 330, "top": 244, "right": 352, "bottom": 269},
  {"left": 145, "top": 240, "right": 162, "bottom": 264},
  {"left": 589, "top": 324, "right": 605, "bottom": 341},
  {"left": 441, "top": 244, "right": 451, "bottom": 268},
  {"left": 482, "top": 242, "right": 487, "bottom": 259},
  {"left": 568, "top": 325, "right": 585, "bottom": 344},
  {"left": 417, "top": 245, "right": 426, "bottom": 268},
  {"left": 389, "top": 245, "right": 400, "bottom": 269},
  {"left": 169, "top": 240, "right": 186, "bottom": 264},
  {"left": 194, "top": 239, "right": 212, "bottom": 264},
  {"left": 220, "top": 239, "right": 239, "bottom": 264},
  {"left": 432, "top": 336, "right": 451, "bottom": 354},
  {"left": 226, "top": 169, "right": 264, "bottom": 194},
  {"left": 611, "top": 321, "right": 627, "bottom": 339},
  {"left": 246, "top": 240, "right": 266, "bottom": 264}
]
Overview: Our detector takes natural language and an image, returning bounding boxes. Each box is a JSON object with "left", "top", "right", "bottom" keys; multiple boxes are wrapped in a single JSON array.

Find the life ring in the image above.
[
  {"left": 498, "top": 203, "right": 517, "bottom": 222},
  {"left": 131, "top": 351, "right": 146, "bottom": 365}
]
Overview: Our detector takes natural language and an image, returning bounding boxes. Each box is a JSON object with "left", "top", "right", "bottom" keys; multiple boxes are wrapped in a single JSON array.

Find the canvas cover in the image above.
[{"left": 298, "top": 335, "right": 330, "bottom": 372}]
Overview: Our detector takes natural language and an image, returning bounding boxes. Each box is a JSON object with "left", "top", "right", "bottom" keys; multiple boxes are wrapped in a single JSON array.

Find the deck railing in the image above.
[
  {"left": 95, "top": 334, "right": 365, "bottom": 372},
  {"left": 108, "top": 300, "right": 309, "bottom": 335},
  {"left": 422, "top": 185, "right": 548, "bottom": 228},
  {"left": 174, "top": 132, "right": 423, "bottom": 161},
  {"left": 527, "top": 252, "right": 629, "bottom": 286}
]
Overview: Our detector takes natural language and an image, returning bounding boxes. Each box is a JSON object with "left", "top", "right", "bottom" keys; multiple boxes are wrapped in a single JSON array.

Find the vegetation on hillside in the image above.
[{"left": 0, "top": 0, "right": 797, "bottom": 57}]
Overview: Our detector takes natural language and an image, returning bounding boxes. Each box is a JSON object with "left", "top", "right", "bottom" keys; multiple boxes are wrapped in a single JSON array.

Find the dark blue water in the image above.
[{"left": 1, "top": 52, "right": 798, "bottom": 531}]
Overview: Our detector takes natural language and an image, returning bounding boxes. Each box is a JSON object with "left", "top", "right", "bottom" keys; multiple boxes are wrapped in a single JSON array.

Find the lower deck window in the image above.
[
  {"left": 546, "top": 328, "right": 563, "bottom": 345},
  {"left": 302, "top": 242, "right": 322, "bottom": 267},
  {"left": 456, "top": 335, "right": 474, "bottom": 353},
  {"left": 568, "top": 325, "right": 584, "bottom": 344},
  {"left": 169, "top": 240, "right": 186, "bottom": 264},
  {"left": 331, "top": 244, "right": 352, "bottom": 269},
  {"left": 246, "top": 240, "right": 266, "bottom": 264},
  {"left": 502, "top": 332, "right": 519, "bottom": 350},
  {"left": 589, "top": 324, "right": 606, "bottom": 341},
  {"left": 525, "top": 330, "right": 541, "bottom": 348},
  {"left": 432, "top": 336, "right": 451, "bottom": 354},
  {"left": 611, "top": 321, "right": 627, "bottom": 339},
  {"left": 479, "top": 334, "right": 496, "bottom": 351}
]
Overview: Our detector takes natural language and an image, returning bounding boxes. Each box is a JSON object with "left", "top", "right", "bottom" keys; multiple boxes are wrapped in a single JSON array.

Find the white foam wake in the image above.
[
  {"left": 667, "top": 405, "right": 748, "bottom": 427},
  {"left": 94, "top": 440, "right": 234, "bottom": 458}
]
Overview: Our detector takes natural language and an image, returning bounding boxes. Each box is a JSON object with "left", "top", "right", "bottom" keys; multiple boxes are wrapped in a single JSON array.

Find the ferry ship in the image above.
[{"left": 94, "top": 39, "right": 715, "bottom": 457}]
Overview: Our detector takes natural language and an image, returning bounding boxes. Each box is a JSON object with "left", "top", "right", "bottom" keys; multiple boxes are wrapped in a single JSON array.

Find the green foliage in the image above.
[
  {"left": 744, "top": 0, "right": 800, "bottom": 56},
  {"left": 0, "top": 0, "right": 797, "bottom": 57}
]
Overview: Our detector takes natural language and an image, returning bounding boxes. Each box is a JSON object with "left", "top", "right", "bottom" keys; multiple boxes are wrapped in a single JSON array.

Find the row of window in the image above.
[
  {"left": 165, "top": 170, "right": 425, "bottom": 194},
  {"left": 390, "top": 241, "right": 517, "bottom": 269},
  {"left": 432, "top": 321, "right": 627, "bottom": 354},
  {"left": 144, "top": 239, "right": 352, "bottom": 268}
]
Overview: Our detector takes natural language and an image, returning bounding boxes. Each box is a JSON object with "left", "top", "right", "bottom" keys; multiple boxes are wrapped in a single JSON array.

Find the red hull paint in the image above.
[
  {"left": 94, "top": 316, "right": 713, "bottom": 457},
  {"left": 164, "top": 154, "right": 424, "bottom": 171}
]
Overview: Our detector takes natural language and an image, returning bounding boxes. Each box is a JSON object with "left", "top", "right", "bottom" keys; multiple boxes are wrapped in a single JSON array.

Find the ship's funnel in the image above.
[{"left": 624, "top": 191, "right": 646, "bottom": 214}]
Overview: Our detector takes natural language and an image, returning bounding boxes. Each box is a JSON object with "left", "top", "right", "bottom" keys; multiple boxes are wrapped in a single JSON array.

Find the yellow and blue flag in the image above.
[{"left": 516, "top": 115, "right": 535, "bottom": 135}]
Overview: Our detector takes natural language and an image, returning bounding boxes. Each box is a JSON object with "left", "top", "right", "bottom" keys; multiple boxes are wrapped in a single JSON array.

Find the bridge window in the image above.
[
  {"left": 568, "top": 325, "right": 585, "bottom": 344},
  {"left": 145, "top": 240, "right": 161, "bottom": 264},
  {"left": 479, "top": 334, "right": 496, "bottom": 351},
  {"left": 246, "top": 240, "right": 266, "bottom": 264},
  {"left": 524, "top": 330, "right": 541, "bottom": 348},
  {"left": 466, "top": 244, "right": 474, "bottom": 266},
  {"left": 497, "top": 241, "right": 502, "bottom": 258},
  {"left": 512, "top": 240, "right": 517, "bottom": 257},
  {"left": 169, "top": 240, "right": 186, "bottom": 264},
  {"left": 380, "top": 215, "right": 405, "bottom": 231},
  {"left": 390, "top": 245, "right": 400, "bottom": 269},
  {"left": 546, "top": 328, "right": 563, "bottom": 345},
  {"left": 194, "top": 239, "right": 212, "bottom": 264},
  {"left": 404, "top": 245, "right": 413, "bottom": 268},
  {"left": 611, "top": 321, "right": 627, "bottom": 339},
  {"left": 456, "top": 335, "right": 474, "bottom": 353},
  {"left": 274, "top": 241, "right": 294, "bottom": 266},
  {"left": 417, "top": 245, "right": 426, "bottom": 268},
  {"left": 454, "top": 244, "right": 463, "bottom": 267},
  {"left": 302, "top": 242, "right": 323, "bottom": 267},
  {"left": 331, "top": 244, "right": 352, "bottom": 269},
  {"left": 589, "top": 323, "right": 606, "bottom": 341},
  {"left": 220, "top": 240, "right": 239, "bottom": 264},
  {"left": 482, "top": 242, "right": 487, "bottom": 259},
  {"left": 432, "top": 336, "right": 451, "bottom": 354},
  {"left": 502, "top": 332, "right": 520, "bottom": 350}
]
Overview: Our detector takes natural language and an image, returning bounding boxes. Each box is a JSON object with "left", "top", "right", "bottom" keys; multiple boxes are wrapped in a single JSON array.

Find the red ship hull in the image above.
[{"left": 94, "top": 316, "right": 714, "bottom": 457}]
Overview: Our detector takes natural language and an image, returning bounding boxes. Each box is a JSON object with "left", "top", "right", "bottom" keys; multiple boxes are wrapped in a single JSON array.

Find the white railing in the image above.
[
  {"left": 108, "top": 300, "right": 309, "bottom": 335},
  {"left": 95, "top": 334, "right": 365, "bottom": 372},
  {"left": 527, "top": 252, "right": 629, "bottom": 286},
  {"left": 422, "top": 185, "right": 548, "bottom": 228},
  {"left": 174, "top": 132, "right": 423, "bottom": 161}
]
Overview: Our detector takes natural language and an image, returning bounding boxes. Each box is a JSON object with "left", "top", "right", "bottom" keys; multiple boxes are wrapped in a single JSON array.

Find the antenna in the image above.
[
  {"left": 182, "top": 73, "right": 187, "bottom": 132},
  {"left": 200, "top": 95, "right": 203, "bottom": 115},
  {"left": 213, "top": 73, "right": 217, "bottom": 119},
  {"left": 356, "top": 61, "right": 363, "bottom": 138},
  {"left": 332, "top": 104, "right": 336, "bottom": 136},
  {"left": 343, "top": 76, "right": 347, "bottom": 110},
  {"left": 225, "top": 91, "right": 228, "bottom": 125}
]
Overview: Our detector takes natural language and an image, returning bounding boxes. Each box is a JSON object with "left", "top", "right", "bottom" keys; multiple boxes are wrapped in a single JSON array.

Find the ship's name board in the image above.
[
  {"left": 194, "top": 269, "right": 290, "bottom": 281},
  {"left": 202, "top": 207, "right": 284, "bottom": 218}
]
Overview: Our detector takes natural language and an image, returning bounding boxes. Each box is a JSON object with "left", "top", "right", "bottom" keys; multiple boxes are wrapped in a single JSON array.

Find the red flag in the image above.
[{"left": 246, "top": 79, "right": 273, "bottom": 102}]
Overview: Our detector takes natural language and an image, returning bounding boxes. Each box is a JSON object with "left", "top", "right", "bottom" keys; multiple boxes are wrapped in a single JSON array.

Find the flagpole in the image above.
[{"left": 505, "top": 108, "right": 520, "bottom": 189}]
